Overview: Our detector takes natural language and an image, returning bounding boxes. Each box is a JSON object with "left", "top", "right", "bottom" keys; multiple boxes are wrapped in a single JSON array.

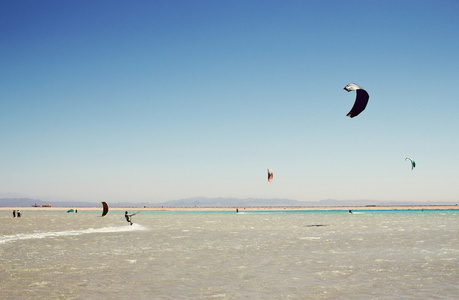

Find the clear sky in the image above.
[{"left": 1, "top": 0, "right": 458, "bottom": 204}]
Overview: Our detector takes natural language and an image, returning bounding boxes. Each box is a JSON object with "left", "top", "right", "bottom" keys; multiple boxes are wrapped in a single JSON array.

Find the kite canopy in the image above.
[
  {"left": 268, "top": 169, "right": 273, "bottom": 182},
  {"left": 344, "top": 83, "right": 369, "bottom": 118},
  {"left": 101, "top": 202, "right": 109, "bottom": 217},
  {"left": 405, "top": 157, "right": 416, "bottom": 170}
]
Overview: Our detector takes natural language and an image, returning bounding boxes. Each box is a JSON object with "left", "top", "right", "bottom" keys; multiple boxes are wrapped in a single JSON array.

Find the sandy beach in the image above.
[{"left": 1, "top": 205, "right": 458, "bottom": 212}]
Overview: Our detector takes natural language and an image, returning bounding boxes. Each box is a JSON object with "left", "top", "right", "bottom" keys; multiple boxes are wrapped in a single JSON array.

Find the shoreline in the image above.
[{"left": 1, "top": 205, "right": 458, "bottom": 212}]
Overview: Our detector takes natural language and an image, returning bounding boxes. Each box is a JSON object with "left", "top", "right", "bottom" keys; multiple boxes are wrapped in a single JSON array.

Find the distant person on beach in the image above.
[
  {"left": 17, "top": 210, "right": 22, "bottom": 217},
  {"left": 349, "top": 210, "right": 352, "bottom": 214},
  {"left": 125, "top": 211, "right": 134, "bottom": 225},
  {"left": 236, "top": 208, "right": 238, "bottom": 213},
  {"left": 13, "top": 210, "right": 16, "bottom": 218}
]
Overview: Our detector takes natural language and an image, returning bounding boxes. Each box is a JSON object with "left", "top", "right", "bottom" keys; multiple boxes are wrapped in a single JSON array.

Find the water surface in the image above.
[{"left": 1, "top": 210, "right": 458, "bottom": 299}]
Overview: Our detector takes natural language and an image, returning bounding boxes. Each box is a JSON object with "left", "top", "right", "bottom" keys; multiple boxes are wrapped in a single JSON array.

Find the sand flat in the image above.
[{"left": 1, "top": 205, "right": 458, "bottom": 212}]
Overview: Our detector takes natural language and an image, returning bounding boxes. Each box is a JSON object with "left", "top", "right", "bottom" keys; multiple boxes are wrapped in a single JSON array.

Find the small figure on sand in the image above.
[
  {"left": 125, "top": 211, "right": 135, "bottom": 225},
  {"left": 17, "top": 210, "right": 22, "bottom": 217},
  {"left": 349, "top": 209, "right": 353, "bottom": 214},
  {"left": 236, "top": 208, "right": 238, "bottom": 213},
  {"left": 13, "top": 210, "right": 16, "bottom": 218}
]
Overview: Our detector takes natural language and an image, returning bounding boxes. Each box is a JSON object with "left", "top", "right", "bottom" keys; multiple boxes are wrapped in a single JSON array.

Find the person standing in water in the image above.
[{"left": 125, "top": 211, "right": 134, "bottom": 225}]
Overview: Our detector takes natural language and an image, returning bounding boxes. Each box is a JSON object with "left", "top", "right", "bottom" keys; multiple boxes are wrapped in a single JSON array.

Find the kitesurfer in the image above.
[{"left": 125, "top": 211, "right": 134, "bottom": 225}]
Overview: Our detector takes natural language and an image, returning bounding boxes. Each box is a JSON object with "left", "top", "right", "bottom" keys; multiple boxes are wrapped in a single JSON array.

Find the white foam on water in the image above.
[{"left": 0, "top": 223, "right": 148, "bottom": 244}]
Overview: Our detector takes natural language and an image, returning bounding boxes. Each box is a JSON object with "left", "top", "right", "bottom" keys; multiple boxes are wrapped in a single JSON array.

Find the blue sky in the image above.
[{"left": 1, "top": 0, "right": 458, "bottom": 204}]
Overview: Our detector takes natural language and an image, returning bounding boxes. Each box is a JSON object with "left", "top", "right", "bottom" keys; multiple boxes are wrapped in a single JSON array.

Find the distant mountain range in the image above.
[{"left": 1, "top": 197, "right": 456, "bottom": 208}]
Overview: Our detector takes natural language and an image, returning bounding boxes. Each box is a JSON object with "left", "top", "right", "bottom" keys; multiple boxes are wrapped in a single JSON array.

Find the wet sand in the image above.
[{"left": 1, "top": 205, "right": 458, "bottom": 212}]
